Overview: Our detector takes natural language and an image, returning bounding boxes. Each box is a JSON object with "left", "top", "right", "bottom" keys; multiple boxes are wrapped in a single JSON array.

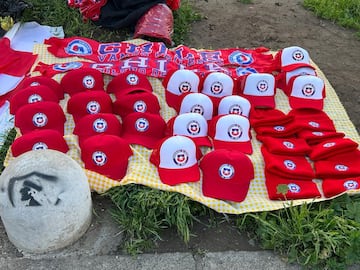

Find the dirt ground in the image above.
[{"left": 152, "top": 0, "right": 360, "bottom": 253}]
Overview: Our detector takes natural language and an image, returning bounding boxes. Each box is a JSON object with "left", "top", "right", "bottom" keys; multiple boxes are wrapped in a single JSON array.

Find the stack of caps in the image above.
[
  {"left": 273, "top": 46, "right": 317, "bottom": 92},
  {"left": 150, "top": 135, "right": 254, "bottom": 202},
  {"left": 108, "top": 71, "right": 166, "bottom": 149},
  {"left": 163, "top": 70, "right": 235, "bottom": 114},
  {"left": 61, "top": 67, "right": 135, "bottom": 181},
  {"left": 10, "top": 76, "right": 68, "bottom": 157}
]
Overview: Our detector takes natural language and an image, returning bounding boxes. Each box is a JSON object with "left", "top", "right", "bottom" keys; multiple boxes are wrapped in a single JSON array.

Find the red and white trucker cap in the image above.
[
  {"left": 239, "top": 73, "right": 276, "bottom": 109},
  {"left": 121, "top": 112, "right": 166, "bottom": 149},
  {"left": 150, "top": 135, "right": 201, "bottom": 186},
  {"left": 17, "top": 75, "right": 64, "bottom": 100},
  {"left": 112, "top": 90, "right": 161, "bottom": 118},
  {"left": 179, "top": 93, "right": 214, "bottom": 121},
  {"left": 275, "top": 46, "right": 312, "bottom": 72},
  {"left": 11, "top": 129, "right": 69, "bottom": 157},
  {"left": 217, "top": 95, "right": 251, "bottom": 117},
  {"left": 73, "top": 113, "right": 122, "bottom": 143},
  {"left": 10, "top": 85, "right": 59, "bottom": 115},
  {"left": 201, "top": 72, "right": 235, "bottom": 108},
  {"left": 167, "top": 112, "right": 212, "bottom": 147},
  {"left": 67, "top": 90, "right": 113, "bottom": 122},
  {"left": 287, "top": 75, "right": 325, "bottom": 110},
  {"left": 15, "top": 101, "right": 66, "bottom": 135},
  {"left": 60, "top": 67, "right": 104, "bottom": 96},
  {"left": 200, "top": 149, "right": 254, "bottom": 202},
  {"left": 265, "top": 171, "right": 321, "bottom": 200},
  {"left": 107, "top": 71, "right": 153, "bottom": 97},
  {"left": 80, "top": 134, "right": 133, "bottom": 181},
  {"left": 209, "top": 114, "right": 252, "bottom": 154},
  {"left": 163, "top": 69, "right": 201, "bottom": 112}
]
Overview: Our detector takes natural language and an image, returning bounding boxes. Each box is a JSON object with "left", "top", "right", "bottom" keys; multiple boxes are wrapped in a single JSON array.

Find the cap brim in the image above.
[
  {"left": 242, "top": 95, "right": 275, "bottom": 109},
  {"left": 85, "top": 161, "right": 129, "bottom": 181},
  {"left": 122, "top": 133, "right": 162, "bottom": 149},
  {"left": 158, "top": 163, "right": 201, "bottom": 186},
  {"left": 289, "top": 96, "right": 324, "bottom": 110},
  {"left": 212, "top": 140, "right": 253, "bottom": 155},
  {"left": 190, "top": 136, "right": 213, "bottom": 148},
  {"left": 202, "top": 175, "right": 251, "bottom": 202},
  {"left": 282, "top": 63, "right": 315, "bottom": 72},
  {"left": 165, "top": 90, "right": 183, "bottom": 112}
]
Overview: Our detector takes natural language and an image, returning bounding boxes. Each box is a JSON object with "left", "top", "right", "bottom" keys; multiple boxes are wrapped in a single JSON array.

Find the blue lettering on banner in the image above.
[
  {"left": 53, "top": 62, "right": 83, "bottom": 72},
  {"left": 65, "top": 39, "right": 92, "bottom": 56},
  {"left": 98, "top": 43, "right": 121, "bottom": 55},
  {"left": 155, "top": 43, "right": 168, "bottom": 58},
  {"left": 236, "top": 67, "right": 258, "bottom": 76},
  {"left": 228, "top": 51, "right": 254, "bottom": 65},
  {"left": 198, "top": 51, "right": 223, "bottom": 65}
]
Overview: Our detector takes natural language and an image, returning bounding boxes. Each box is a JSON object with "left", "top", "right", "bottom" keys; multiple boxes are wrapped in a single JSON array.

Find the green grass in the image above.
[
  {"left": 105, "top": 184, "right": 213, "bottom": 255},
  {"left": 236, "top": 194, "right": 360, "bottom": 269},
  {"left": 303, "top": 0, "right": 360, "bottom": 36},
  {"left": 0, "top": 128, "right": 16, "bottom": 173}
]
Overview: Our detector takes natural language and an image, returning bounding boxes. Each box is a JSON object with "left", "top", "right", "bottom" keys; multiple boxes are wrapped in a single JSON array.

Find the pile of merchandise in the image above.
[{"left": 5, "top": 36, "right": 360, "bottom": 205}]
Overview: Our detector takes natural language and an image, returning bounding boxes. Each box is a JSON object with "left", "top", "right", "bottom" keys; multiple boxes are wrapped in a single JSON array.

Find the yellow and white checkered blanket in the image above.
[{"left": 4, "top": 40, "right": 360, "bottom": 214}]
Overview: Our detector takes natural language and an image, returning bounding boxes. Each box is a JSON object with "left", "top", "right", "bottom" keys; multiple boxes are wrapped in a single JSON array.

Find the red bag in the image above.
[
  {"left": 166, "top": 0, "right": 180, "bottom": 10},
  {"left": 133, "top": 3, "right": 174, "bottom": 46}
]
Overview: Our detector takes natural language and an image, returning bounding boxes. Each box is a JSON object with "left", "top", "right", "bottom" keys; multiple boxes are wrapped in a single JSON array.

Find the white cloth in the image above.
[{"left": 0, "top": 101, "right": 14, "bottom": 147}]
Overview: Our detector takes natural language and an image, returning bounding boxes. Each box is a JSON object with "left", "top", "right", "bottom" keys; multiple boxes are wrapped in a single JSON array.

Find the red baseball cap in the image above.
[
  {"left": 209, "top": 114, "right": 252, "bottom": 154},
  {"left": 67, "top": 90, "right": 113, "bottom": 123},
  {"left": 238, "top": 73, "right": 276, "bottom": 109},
  {"left": 107, "top": 71, "right": 153, "bottom": 97},
  {"left": 179, "top": 93, "right": 214, "bottom": 121},
  {"left": 166, "top": 112, "right": 212, "bottom": 147},
  {"left": 73, "top": 113, "right": 122, "bottom": 144},
  {"left": 80, "top": 134, "right": 133, "bottom": 181},
  {"left": 261, "top": 146, "right": 315, "bottom": 180},
  {"left": 11, "top": 129, "right": 69, "bottom": 157},
  {"left": 150, "top": 135, "right": 201, "bottom": 186},
  {"left": 121, "top": 112, "right": 166, "bottom": 149},
  {"left": 200, "top": 149, "right": 254, "bottom": 202},
  {"left": 163, "top": 69, "right": 201, "bottom": 112},
  {"left": 112, "top": 90, "right": 161, "bottom": 118},
  {"left": 15, "top": 101, "right": 66, "bottom": 135},
  {"left": 17, "top": 75, "right": 64, "bottom": 100},
  {"left": 217, "top": 95, "right": 251, "bottom": 117},
  {"left": 322, "top": 177, "right": 360, "bottom": 198},
  {"left": 265, "top": 170, "right": 321, "bottom": 200},
  {"left": 10, "top": 85, "right": 59, "bottom": 115},
  {"left": 201, "top": 72, "right": 235, "bottom": 110},
  {"left": 60, "top": 67, "right": 104, "bottom": 96},
  {"left": 287, "top": 75, "right": 325, "bottom": 110}
]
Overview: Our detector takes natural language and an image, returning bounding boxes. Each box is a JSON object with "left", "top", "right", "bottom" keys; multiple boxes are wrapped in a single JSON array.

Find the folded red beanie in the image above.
[
  {"left": 322, "top": 177, "right": 360, "bottom": 198},
  {"left": 250, "top": 108, "right": 294, "bottom": 128},
  {"left": 257, "top": 136, "right": 312, "bottom": 156},
  {"left": 297, "top": 130, "right": 345, "bottom": 146},
  {"left": 261, "top": 146, "right": 315, "bottom": 180},
  {"left": 309, "top": 138, "right": 359, "bottom": 161},
  {"left": 314, "top": 150, "right": 360, "bottom": 179},
  {"left": 254, "top": 121, "right": 302, "bottom": 138},
  {"left": 265, "top": 170, "right": 321, "bottom": 200}
]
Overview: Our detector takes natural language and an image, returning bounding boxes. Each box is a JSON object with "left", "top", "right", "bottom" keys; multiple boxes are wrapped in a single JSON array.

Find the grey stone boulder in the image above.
[{"left": 0, "top": 149, "right": 92, "bottom": 254}]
